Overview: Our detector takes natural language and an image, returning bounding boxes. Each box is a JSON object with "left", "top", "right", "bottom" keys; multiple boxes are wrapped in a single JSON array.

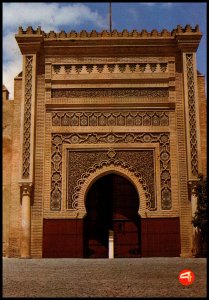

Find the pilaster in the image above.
[
  {"left": 17, "top": 31, "right": 42, "bottom": 257},
  {"left": 182, "top": 53, "right": 202, "bottom": 180},
  {"left": 176, "top": 28, "right": 202, "bottom": 258}
]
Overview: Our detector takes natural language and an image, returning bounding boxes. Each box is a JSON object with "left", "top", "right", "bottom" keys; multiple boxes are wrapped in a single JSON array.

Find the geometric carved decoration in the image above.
[
  {"left": 52, "top": 111, "right": 169, "bottom": 127},
  {"left": 52, "top": 88, "right": 169, "bottom": 98},
  {"left": 68, "top": 150, "right": 155, "bottom": 210},
  {"left": 52, "top": 63, "right": 168, "bottom": 75},
  {"left": 51, "top": 132, "right": 171, "bottom": 211},
  {"left": 186, "top": 54, "right": 198, "bottom": 176},
  {"left": 22, "top": 56, "right": 33, "bottom": 178}
]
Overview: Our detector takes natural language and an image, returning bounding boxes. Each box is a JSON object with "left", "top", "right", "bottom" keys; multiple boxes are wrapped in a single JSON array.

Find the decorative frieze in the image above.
[
  {"left": 186, "top": 54, "right": 198, "bottom": 176},
  {"left": 52, "top": 63, "right": 168, "bottom": 75},
  {"left": 22, "top": 56, "right": 33, "bottom": 178},
  {"left": 47, "top": 56, "right": 173, "bottom": 65},
  {"left": 52, "top": 111, "right": 169, "bottom": 127},
  {"left": 51, "top": 132, "right": 171, "bottom": 211},
  {"left": 52, "top": 88, "right": 169, "bottom": 98}
]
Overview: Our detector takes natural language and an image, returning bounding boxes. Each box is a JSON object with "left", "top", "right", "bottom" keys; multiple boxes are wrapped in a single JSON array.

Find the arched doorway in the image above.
[{"left": 84, "top": 173, "right": 141, "bottom": 258}]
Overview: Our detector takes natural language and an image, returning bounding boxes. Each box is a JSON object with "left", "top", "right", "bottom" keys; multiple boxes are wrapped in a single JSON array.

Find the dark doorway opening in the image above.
[{"left": 84, "top": 173, "right": 141, "bottom": 258}]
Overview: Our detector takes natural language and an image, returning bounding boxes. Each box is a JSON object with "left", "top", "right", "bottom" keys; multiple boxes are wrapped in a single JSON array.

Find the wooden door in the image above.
[
  {"left": 112, "top": 175, "right": 141, "bottom": 258},
  {"left": 43, "top": 219, "right": 84, "bottom": 258}
]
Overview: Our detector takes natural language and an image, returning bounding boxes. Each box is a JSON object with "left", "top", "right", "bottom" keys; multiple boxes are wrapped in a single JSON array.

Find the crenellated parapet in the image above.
[
  {"left": 17, "top": 24, "right": 201, "bottom": 39},
  {"left": 15, "top": 24, "right": 202, "bottom": 56}
]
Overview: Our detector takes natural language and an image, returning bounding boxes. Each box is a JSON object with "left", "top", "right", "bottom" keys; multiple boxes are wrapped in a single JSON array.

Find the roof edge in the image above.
[{"left": 16, "top": 24, "right": 202, "bottom": 39}]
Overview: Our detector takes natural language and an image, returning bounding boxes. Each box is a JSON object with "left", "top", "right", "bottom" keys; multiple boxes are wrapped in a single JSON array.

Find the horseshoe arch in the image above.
[{"left": 74, "top": 162, "right": 150, "bottom": 218}]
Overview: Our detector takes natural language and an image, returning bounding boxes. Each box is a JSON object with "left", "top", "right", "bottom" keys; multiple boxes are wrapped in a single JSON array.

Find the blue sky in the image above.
[{"left": 3, "top": 2, "right": 207, "bottom": 98}]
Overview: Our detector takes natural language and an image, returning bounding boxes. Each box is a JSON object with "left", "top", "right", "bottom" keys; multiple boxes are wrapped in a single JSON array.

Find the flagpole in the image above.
[{"left": 109, "top": 2, "right": 112, "bottom": 32}]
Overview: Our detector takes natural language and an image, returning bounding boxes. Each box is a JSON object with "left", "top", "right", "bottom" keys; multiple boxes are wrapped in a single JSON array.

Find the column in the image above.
[
  {"left": 189, "top": 181, "right": 201, "bottom": 257},
  {"left": 20, "top": 184, "right": 32, "bottom": 258},
  {"left": 108, "top": 230, "right": 114, "bottom": 259}
]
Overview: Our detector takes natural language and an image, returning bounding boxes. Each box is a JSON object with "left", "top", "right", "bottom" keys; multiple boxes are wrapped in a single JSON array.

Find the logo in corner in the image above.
[{"left": 179, "top": 269, "right": 195, "bottom": 285}]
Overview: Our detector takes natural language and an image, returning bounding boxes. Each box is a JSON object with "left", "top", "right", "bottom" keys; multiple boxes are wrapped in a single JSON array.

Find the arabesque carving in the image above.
[
  {"left": 71, "top": 157, "right": 152, "bottom": 210},
  {"left": 67, "top": 150, "right": 155, "bottom": 210},
  {"left": 51, "top": 132, "right": 171, "bottom": 211},
  {"left": 52, "top": 88, "right": 168, "bottom": 98},
  {"left": 22, "top": 56, "right": 33, "bottom": 178},
  {"left": 186, "top": 54, "right": 198, "bottom": 176}
]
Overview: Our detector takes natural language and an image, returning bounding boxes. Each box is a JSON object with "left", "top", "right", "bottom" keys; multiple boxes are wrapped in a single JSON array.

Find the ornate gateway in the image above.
[{"left": 4, "top": 24, "right": 206, "bottom": 259}]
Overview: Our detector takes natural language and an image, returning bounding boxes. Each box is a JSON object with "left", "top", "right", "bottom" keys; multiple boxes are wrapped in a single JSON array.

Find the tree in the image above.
[{"left": 192, "top": 174, "right": 207, "bottom": 256}]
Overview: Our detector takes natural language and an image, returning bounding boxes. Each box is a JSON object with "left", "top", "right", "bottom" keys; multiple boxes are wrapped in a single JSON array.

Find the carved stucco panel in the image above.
[
  {"left": 22, "top": 56, "right": 33, "bottom": 178},
  {"left": 52, "top": 63, "right": 168, "bottom": 76},
  {"left": 186, "top": 54, "right": 198, "bottom": 176},
  {"left": 52, "top": 88, "right": 168, "bottom": 98},
  {"left": 67, "top": 150, "right": 155, "bottom": 210},
  {"left": 77, "top": 164, "right": 148, "bottom": 218},
  {"left": 52, "top": 111, "right": 169, "bottom": 127}
]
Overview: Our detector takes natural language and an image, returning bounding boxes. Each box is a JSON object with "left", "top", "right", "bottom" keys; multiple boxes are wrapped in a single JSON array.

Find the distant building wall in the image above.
[{"left": 6, "top": 75, "right": 23, "bottom": 257}]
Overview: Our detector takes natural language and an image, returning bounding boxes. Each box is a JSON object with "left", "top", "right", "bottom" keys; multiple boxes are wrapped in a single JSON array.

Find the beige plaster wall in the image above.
[{"left": 8, "top": 76, "right": 22, "bottom": 257}]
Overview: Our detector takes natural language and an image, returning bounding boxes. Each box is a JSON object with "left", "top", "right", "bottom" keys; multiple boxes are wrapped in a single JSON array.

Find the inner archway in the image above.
[{"left": 84, "top": 173, "right": 141, "bottom": 258}]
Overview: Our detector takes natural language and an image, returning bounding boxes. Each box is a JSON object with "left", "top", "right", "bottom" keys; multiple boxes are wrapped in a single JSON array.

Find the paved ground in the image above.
[{"left": 3, "top": 257, "right": 207, "bottom": 298}]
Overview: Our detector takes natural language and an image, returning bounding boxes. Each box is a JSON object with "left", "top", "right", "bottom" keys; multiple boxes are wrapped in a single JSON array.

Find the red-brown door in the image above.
[{"left": 84, "top": 173, "right": 141, "bottom": 258}]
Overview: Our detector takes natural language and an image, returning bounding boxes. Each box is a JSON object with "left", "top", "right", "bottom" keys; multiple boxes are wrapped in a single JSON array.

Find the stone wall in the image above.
[{"left": 3, "top": 86, "right": 13, "bottom": 256}]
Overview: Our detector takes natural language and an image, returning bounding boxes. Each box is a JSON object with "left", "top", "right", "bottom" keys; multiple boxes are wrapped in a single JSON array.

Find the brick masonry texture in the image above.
[{"left": 8, "top": 77, "right": 22, "bottom": 257}]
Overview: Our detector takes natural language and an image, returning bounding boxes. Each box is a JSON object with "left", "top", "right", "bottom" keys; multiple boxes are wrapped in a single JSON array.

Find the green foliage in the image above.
[{"left": 192, "top": 174, "right": 207, "bottom": 239}]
